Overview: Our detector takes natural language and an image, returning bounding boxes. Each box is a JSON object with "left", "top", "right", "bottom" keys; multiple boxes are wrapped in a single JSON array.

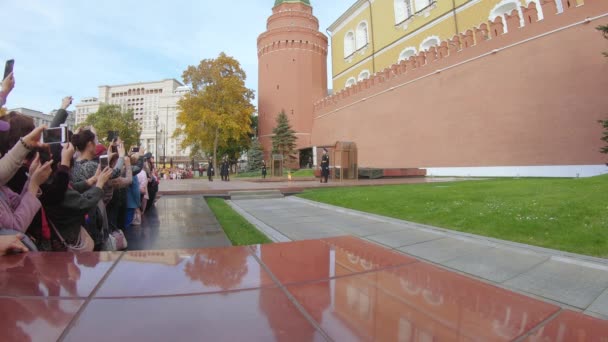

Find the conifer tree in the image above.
[
  {"left": 271, "top": 111, "right": 297, "bottom": 162},
  {"left": 247, "top": 138, "right": 264, "bottom": 171}
]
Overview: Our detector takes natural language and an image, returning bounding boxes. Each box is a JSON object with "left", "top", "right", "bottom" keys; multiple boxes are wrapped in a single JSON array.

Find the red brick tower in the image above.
[{"left": 257, "top": 0, "right": 328, "bottom": 159}]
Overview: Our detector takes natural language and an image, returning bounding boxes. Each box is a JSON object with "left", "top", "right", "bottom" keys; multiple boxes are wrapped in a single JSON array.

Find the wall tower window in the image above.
[
  {"left": 356, "top": 22, "right": 369, "bottom": 50},
  {"left": 344, "top": 31, "right": 356, "bottom": 57}
]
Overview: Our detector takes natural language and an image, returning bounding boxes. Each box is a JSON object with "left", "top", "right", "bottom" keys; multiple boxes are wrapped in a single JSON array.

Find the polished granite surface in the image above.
[{"left": 0, "top": 236, "right": 606, "bottom": 341}]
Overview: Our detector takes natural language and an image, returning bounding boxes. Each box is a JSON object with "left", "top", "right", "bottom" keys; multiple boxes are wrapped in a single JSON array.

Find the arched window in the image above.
[
  {"left": 356, "top": 22, "right": 369, "bottom": 50},
  {"left": 420, "top": 36, "right": 440, "bottom": 51},
  {"left": 490, "top": 0, "right": 525, "bottom": 32},
  {"left": 345, "top": 77, "right": 357, "bottom": 88},
  {"left": 398, "top": 47, "right": 417, "bottom": 62},
  {"left": 414, "top": 0, "right": 431, "bottom": 12},
  {"left": 394, "top": 0, "right": 413, "bottom": 24},
  {"left": 344, "top": 31, "right": 356, "bottom": 57},
  {"left": 358, "top": 70, "right": 370, "bottom": 81}
]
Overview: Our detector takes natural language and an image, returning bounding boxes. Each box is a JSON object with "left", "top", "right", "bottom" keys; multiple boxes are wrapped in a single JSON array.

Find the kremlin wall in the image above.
[{"left": 259, "top": 0, "right": 608, "bottom": 177}]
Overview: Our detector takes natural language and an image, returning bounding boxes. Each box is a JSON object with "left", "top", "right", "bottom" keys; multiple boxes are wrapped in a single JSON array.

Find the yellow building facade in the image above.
[{"left": 328, "top": 0, "right": 558, "bottom": 91}]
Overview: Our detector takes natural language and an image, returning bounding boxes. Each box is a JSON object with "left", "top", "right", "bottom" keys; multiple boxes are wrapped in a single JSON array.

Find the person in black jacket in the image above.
[
  {"left": 321, "top": 149, "right": 330, "bottom": 183},
  {"left": 207, "top": 159, "right": 214, "bottom": 182}
]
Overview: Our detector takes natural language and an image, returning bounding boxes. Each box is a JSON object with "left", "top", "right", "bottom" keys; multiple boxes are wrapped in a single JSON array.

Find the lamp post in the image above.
[{"left": 154, "top": 115, "right": 159, "bottom": 160}]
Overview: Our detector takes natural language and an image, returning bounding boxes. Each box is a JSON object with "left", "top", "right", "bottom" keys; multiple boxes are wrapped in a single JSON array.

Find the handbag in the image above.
[
  {"left": 105, "top": 229, "right": 128, "bottom": 251},
  {"left": 51, "top": 223, "right": 94, "bottom": 253}
]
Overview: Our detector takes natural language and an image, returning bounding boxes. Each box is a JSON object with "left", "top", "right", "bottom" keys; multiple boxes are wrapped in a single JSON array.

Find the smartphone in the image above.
[
  {"left": 41, "top": 126, "right": 67, "bottom": 144},
  {"left": 99, "top": 155, "right": 109, "bottom": 169},
  {"left": 111, "top": 145, "right": 118, "bottom": 153},
  {"left": 4, "top": 59, "right": 14, "bottom": 79},
  {"left": 131, "top": 147, "right": 140, "bottom": 153},
  {"left": 107, "top": 131, "right": 119, "bottom": 142}
]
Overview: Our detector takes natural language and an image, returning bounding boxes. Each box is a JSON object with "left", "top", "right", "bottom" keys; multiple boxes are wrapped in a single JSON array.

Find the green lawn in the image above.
[
  {"left": 235, "top": 168, "right": 315, "bottom": 178},
  {"left": 206, "top": 198, "right": 272, "bottom": 246},
  {"left": 299, "top": 175, "right": 608, "bottom": 257}
]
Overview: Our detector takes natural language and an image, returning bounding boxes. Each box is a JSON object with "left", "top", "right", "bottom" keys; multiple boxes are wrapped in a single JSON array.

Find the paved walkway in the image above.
[
  {"left": 158, "top": 177, "right": 479, "bottom": 195},
  {"left": 126, "top": 195, "right": 231, "bottom": 250},
  {"left": 229, "top": 197, "right": 608, "bottom": 320}
]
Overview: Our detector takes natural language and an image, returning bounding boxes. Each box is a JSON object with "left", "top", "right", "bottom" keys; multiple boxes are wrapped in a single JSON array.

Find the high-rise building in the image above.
[{"left": 75, "top": 79, "right": 192, "bottom": 163}]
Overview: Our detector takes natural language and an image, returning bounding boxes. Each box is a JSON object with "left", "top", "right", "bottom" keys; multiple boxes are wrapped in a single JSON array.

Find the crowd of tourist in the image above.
[{"left": 0, "top": 72, "right": 159, "bottom": 256}]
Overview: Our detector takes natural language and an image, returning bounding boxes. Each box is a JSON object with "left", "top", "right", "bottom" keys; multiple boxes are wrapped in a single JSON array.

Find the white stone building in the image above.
[
  {"left": 9, "top": 107, "right": 76, "bottom": 131},
  {"left": 75, "top": 79, "right": 191, "bottom": 162}
]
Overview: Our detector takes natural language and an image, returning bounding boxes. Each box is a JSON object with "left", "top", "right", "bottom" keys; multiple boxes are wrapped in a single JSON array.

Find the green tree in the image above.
[
  {"left": 175, "top": 53, "right": 254, "bottom": 171},
  {"left": 271, "top": 111, "right": 297, "bottom": 162},
  {"left": 247, "top": 138, "right": 264, "bottom": 171},
  {"left": 81, "top": 104, "right": 141, "bottom": 148}
]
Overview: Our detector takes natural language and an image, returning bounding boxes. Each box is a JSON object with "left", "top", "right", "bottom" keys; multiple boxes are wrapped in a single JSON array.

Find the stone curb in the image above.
[{"left": 226, "top": 200, "right": 292, "bottom": 243}]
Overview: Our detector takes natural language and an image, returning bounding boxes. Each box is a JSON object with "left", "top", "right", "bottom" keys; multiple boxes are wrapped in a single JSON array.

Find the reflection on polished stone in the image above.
[
  {"left": 252, "top": 237, "right": 417, "bottom": 285},
  {"left": 0, "top": 297, "right": 83, "bottom": 341},
  {"left": 287, "top": 262, "right": 561, "bottom": 341},
  {"left": 0, "top": 251, "right": 119, "bottom": 298},
  {"left": 2, "top": 236, "right": 606, "bottom": 340},
  {"left": 64, "top": 289, "right": 325, "bottom": 342},
  {"left": 95, "top": 247, "right": 274, "bottom": 297},
  {"left": 525, "top": 310, "right": 608, "bottom": 341},
  {"left": 127, "top": 196, "right": 230, "bottom": 250}
]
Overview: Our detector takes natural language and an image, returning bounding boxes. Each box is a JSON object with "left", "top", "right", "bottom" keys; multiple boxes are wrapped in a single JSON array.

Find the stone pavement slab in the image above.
[
  {"left": 587, "top": 289, "right": 608, "bottom": 319},
  {"left": 366, "top": 229, "right": 444, "bottom": 248},
  {"left": 444, "top": 246, "right": 550, "bottom": 283},
  {"left": 504, "top": 258, "right": 608, "bottom": 309},
  {"left": 229, "top": 196, "right": 608, "bottom": 316},
  {"left": 398, "top": 237, "right": 495, "bottom": 263}
]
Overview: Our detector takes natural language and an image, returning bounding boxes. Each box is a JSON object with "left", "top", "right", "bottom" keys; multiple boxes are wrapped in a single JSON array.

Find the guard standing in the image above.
[
  {"left": 321, "top": 148, "right": 330, "bottom": 183},
  {"left": 261, "top": 161, "right": 267, "bottom": 179},
  {"left": 207, "top": 160, "right": 214, "bottom": 182}
]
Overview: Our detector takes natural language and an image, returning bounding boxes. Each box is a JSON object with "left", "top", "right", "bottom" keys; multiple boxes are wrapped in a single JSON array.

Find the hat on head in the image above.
[
  {"left": 0, "top": 120, "right": 9, "bottom": 132},
  {"left": 144, "top": 152, "right": 153, "bottom": 159},
  {"left": 323, "top": 148, "right": 328, "bottom": 152},
  {"left": 95, "top": 144, "right": 107, "bottom": 157}
]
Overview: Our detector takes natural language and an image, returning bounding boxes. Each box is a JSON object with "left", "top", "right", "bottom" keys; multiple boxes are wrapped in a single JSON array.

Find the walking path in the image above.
[
  {"left": 158, "top": 177, "right": 479, "bottom": 195},
  {"left": 229, "top": 196, "right": 608, "bottom": 320},
  {"left": 127, "top": 195, "right": 231, "bottom": 250}
]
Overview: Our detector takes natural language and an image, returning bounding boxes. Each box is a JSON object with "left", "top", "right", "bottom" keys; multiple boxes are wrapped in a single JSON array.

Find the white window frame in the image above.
[
  {"left": 356, "top": 21, "right": 369, "bottom": 50},
  {"left": 489, "top": 0, "right": 525, "bottom": 32},
  {"left": 344, "top": 31, "right": 356, "bottom": 58},
  {"left": 394, "top": 0, "right": 413, "bottom": 24},
  {"left": 345, "top": 77, "right": 357, "bottom": 88},
  {"left": 358, "top": 70, "right": 371, "bottom": 81},
  {"left": 398, "top": 47, "right": 418, "bottom": 62},
  {"left": 420, "top": 36, "right": 440, "bottom": 51},
  {"left": 414, "top": 0, "right": 431, "bottom": 12}
]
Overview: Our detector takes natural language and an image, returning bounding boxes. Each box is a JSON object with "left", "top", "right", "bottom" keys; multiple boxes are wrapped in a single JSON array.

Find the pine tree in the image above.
[
  {"left": 247, "top": 138, "right": 264, "bottom": 171},
  {"left": 271, "top": 111, "right": 297, "bottom": 161}
]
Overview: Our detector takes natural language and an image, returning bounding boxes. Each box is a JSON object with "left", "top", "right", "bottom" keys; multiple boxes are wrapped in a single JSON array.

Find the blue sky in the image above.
[{"left": 0, "top": 0, "right": 354, "bottom": 113}]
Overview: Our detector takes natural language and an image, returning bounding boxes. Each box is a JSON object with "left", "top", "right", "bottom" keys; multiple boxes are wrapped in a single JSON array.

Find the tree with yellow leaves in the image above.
[{"left": 175, "top": 53, "right": 254, "bottom": 171}]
